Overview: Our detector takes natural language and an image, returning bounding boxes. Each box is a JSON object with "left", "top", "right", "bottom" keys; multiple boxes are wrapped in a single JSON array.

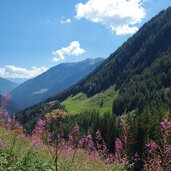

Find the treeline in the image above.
[
  {"left": 16, "top": 106, "right": 168, "bottom": 156},
  {"left": 53, "top": 109, "right": 166, "bottom": 155},
  {"left": 16, "top": 101, "right": 65, "bottom": 133}
]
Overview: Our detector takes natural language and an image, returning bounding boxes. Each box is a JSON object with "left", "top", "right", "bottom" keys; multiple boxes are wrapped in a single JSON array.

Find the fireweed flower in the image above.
[
  {"left": 95, "top": 130, "right": 108, "bottom": 159},
  {"left": 73, "top": 124, "right": 80, "bottom": 134},
  {"left": 166, "top": 144, "right": 171, "bottom": 153},
  {"left": 107, "top": 154, "right": 115, "bottom": 164},
  {"left": 145, "top": 140, "right": 158, "bottom": 151},
  {"left": 120, "top": 115, "right": 126, "bottom": 127},
  {"left": 114, "top": 138, "right": 125, "bottom": 167},
  {"left": 0, "top": 111, "right": 9, "bottom": 127},
  {"left": 68, "top": 125, "right": 80, "bottom": 149},
  {"left": 31, "top": 134, "right": 44, "bottom": 147},
  {"left": 30, "top": 119, "right": 46, "bottom": 148},
  {"left": 115, "top": 138, "right": 123, "bottom": 153},
  {"left": 79, "top": 137, "right": 85, "bottom": 147},
  {"left": 86, "top": 133, "right": 94, "bottom": 150},
  {"left": 1, "top": 112, "right": 13, "bottom": 129},
  {"left": 143, "top": 117, "right": 171, "bottom": 170},
  {"left": 58, "top": 136, "right": 65, "bottom": 150},
  {"left": 95, "top": 130, "right": 102, "bottom": 141},
  {"left": 160, "top": 118, "right": 171, "bottom": 132},
  {"left": 56, "top": 132, "right": 64, "bottom": 146},
  {"left": 2, "top": 93, "right": 11, "bottom": 102},
  {"left": 37, "top": 119, "right": 46, "bottom": 127},
  {"left": 13, "top": 123, "right": 24, "bottom": 135},
  {"left": 0, "top": 108, "right": 25, "bottom": 137},
  {"left": 6, "top": 117, "right": 12, "bottom": 129},
  {"left": 79, "top": 133, "right": 95, "bottom": 153}
]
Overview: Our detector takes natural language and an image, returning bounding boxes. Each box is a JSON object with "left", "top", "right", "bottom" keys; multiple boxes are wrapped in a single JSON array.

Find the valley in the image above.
[{"left": 0, "top": 3, "right": 171, "bottom": 171}]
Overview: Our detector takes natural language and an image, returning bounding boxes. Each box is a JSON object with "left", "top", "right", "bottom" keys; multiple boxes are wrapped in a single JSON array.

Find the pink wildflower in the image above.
[
  {"left": 145, "top": 140, "right": 158, "bottom": 151},
  {"left": 160, "top": 118, "right": 171, "bottom": 132},
  {"left": 1, "top": 93, "right": 11, "bottom": 102}
]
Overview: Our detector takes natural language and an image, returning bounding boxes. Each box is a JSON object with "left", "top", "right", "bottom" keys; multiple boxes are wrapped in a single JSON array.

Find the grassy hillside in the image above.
[{"left": 62, "top": 86, "right": 118, "bottom": 115}]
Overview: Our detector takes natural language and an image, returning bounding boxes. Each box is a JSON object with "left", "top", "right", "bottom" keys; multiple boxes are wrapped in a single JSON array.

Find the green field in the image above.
[{"left": 62, "top": 86, "right": 118, "bottom": 115}]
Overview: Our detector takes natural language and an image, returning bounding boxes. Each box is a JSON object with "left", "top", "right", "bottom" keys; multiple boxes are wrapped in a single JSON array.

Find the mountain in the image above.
[
  {"left": 11, "top": 58, "right": 103, "bottom": 110},
  {"left": 43, "top": 7, "right": 171, "bottom": 115},
  {"left": 16, "top": 7, "right": 171, "bottom": 118},
  {"left": 0, "top": 77, "right": 19, "bottom": 93}
]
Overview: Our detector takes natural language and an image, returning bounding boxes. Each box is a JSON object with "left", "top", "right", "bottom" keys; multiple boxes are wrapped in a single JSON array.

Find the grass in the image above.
[
  {"left": 62, "top": 86, "right": 118, "bottom": 115},
  {"left": 0, "top": 127, "right": 53, "bottom": 170},
  {"left": 0, "top": 126, "right": 118, "bottom": 171}
]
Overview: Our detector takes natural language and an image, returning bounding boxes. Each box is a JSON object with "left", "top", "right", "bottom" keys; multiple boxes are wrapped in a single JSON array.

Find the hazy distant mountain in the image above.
[
  {"left": 11, "top": 58, "right": 103, "bottom": 110},
  {"left": 8, "top": 78, "right": 28, "bottom": 84},
  {"left": 0, "top": 77, "right": 19, "bottom": 93}
]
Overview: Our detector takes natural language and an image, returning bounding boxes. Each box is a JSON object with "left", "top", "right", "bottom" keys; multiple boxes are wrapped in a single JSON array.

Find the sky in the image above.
[{"left": 0, "top": 0, "right": 171, "bottom": 79}]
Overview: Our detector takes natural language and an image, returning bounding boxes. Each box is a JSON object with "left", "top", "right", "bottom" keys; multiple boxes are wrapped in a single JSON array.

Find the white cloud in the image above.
[
  {"left": 0, "top": 65, "right": 48, "bottom": 79},
  {"left": 60, "top": 17, "right": 71, "bottom": 24},
  {"left": 52, "top": 41, "right": 85, "bottom": 62},
  {"left": 75, "top": 0, "right": 146, "bottom": 35}
]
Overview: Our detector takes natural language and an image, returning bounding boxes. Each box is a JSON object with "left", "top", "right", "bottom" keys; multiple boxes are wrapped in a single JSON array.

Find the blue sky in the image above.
[{"left": 0, "top": 0, "right": 171, "bottom": 79}]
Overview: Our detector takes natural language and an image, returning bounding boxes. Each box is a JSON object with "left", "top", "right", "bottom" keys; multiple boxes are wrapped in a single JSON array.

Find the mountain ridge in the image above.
[{"left": 0, "top": 77, "right": 19, "bottom": 93}]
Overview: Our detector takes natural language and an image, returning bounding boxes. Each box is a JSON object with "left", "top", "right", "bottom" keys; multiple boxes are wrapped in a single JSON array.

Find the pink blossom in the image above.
[
  {"left": 95, "top": 130, "right": 102, "bottom": 141},
  {"left": 107, "top": 154, "right": 115, "bottom": 163},
  {"left": 2, "top": 93, "right": 11, "bottom": 102},
  {"left": 160, "top": 118, "right": 171, "bottom": 131},
  {"left": 115, "top": 138, "right": 123, "bottom": 153},
  {"left": 37, "top": 119, "right": 46, "bottom": 127},
  {"left": 145, "top": 140, "right": 158, "bottom": 151},
  {"left": 120, "top": 115, "right": 125, "bottom": 127}
]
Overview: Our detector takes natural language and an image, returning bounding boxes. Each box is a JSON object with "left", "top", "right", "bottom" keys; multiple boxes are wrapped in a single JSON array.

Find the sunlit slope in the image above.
[{"left": 62, "top": 86, "right": 118, "bottom": 115}]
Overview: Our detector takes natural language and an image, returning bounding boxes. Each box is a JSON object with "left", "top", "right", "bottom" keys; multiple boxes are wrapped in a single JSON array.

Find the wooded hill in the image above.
[
  {"left": 46, "top": 7, "right": 171, "bottom": 115},
  {"left": 16, "top": 7, "right": 171, "bottom": 117}
]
